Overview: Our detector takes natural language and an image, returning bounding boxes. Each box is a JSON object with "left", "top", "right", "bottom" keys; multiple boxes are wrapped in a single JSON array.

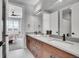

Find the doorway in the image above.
[{"left": 7, "top": 3, "right": 24, "bottom": 51}]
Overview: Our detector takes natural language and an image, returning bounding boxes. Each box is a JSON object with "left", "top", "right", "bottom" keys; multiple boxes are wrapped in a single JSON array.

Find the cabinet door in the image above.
[
  {"left": 34, "top": 40, "right": 43, "bottom": 58},
  {"left": 41, "top": 48, "right": 56, "bottom": 58},
  {"left": 42, "top": 43, "right": 57, "bottom": 58}
]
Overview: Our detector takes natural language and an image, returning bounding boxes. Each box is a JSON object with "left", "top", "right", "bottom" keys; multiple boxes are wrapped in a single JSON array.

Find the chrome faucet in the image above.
[{"left": 62, "top": 34, "right": 66, "bottom": 41}]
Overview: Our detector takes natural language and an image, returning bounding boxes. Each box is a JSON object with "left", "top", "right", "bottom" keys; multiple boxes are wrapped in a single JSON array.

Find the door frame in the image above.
[{"left": 2, "top": 0, "right": 7, "bottom": 58}]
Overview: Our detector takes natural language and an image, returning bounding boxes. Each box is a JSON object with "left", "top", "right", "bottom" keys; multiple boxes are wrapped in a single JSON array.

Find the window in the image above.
[
  {"left": 7, "top": 19, "right": 20, "bottom": 32},
  {"left": 7, "top": 4, "right": 22, "bottom": 34}
]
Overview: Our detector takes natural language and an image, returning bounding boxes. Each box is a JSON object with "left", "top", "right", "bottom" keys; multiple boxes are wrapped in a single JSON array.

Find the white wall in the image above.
[
  {"left": 22, "top": 5, "right": 42, "bottom": 34},
  {"left": 42, "top": 12, "right": 50, "bottom": 34},
  {"left": 50, "top": 11, "right": 58, "bottom": 35},
  {"left": 25, "top": 15, "right": 42, "bottom": 33},
  {"left": 71, "top": 2, "right": 79, "bottom": 38}
]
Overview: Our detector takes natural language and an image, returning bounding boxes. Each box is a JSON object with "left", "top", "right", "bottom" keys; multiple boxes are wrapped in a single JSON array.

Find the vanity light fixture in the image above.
[
  {"left": 11, "top": 10, "right": 20, "bottom": 16},
  {"left": 58, "top": 0, "right": 63, "bottom": 2}
]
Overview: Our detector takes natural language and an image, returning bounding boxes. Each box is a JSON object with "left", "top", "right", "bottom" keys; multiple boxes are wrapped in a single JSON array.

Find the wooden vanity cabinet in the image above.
[
  {"left": 26, "top": 35, "right": 77, "bottom": 58},
  {"left": 42, "top": 42, "right": 76, "bottom": 58}
]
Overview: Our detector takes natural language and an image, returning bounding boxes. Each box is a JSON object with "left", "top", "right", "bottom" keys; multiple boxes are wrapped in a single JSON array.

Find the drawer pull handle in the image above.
[{"left": 50, "top": 56, "right": 55, "bottom": 58}]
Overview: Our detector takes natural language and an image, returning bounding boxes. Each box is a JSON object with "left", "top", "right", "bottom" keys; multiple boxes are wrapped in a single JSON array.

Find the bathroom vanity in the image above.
[{"left": 26, "top": 34, "right": 78, "bottom": 58}]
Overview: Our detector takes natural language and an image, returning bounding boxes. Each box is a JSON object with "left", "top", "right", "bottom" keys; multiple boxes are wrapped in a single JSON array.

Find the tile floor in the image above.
[
  {"left": 7, "top": 36, "right": 34, "bottom": 58},
  {"left": 8, "top": 48, "right": 34, "bottom": 58},
  {"left": 9, "top": 37, "right": 25, "bottom": 51}
]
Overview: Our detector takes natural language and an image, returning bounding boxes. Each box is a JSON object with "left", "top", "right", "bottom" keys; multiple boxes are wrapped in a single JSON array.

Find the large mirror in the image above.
[
  {"left": 62, "top": 8, "right": 72, "bottom": 37},
  {"left": 60, "top": 3, "right": 79, "bottom": 42},
  {"left": 50, "top": 11, "right": 58, "bottom": 35}
]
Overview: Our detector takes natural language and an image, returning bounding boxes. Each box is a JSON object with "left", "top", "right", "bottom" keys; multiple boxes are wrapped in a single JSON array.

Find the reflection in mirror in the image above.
[
  {"left": 62, "top": 8, "right": 71, "bottom": 21},
  {"left": 62, "top": 8, "right": 72, "bottom": 37},
  {"left": 60, "top": 3, "right": 79, "bottom": 43},
  {"left": 50, "top": 11, "right": 58, "bottom": 35}
]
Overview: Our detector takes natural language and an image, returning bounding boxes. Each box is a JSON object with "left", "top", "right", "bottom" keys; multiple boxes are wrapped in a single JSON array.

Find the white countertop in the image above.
[{"left": 27, "top": 34, "right": 79, "bottom": 57}]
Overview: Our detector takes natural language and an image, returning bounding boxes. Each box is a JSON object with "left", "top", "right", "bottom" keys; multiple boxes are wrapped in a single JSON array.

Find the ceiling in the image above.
[
  {"left": 41, "top": 0, "right": 79, "bottom": 13},
  {"left": 41, "top": 0, "right": 58, "bottom": 10},
  {"left": 8, "top": 0, "right": 79, "bottom": 13},
  {"left": 9, "top": 0, "right": 39, "bottom": 6}
]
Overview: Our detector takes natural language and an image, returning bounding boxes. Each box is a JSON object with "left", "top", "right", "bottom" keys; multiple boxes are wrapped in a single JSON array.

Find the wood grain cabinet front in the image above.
[{"left": 26, "top": 35, "right": 77, "bottom": 58}]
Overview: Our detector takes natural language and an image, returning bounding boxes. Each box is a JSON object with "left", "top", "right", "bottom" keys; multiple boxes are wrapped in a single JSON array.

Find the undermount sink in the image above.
[
  {"left": 36, "top": 34, "right": 49, "bottom": 37},
  {"left": 51, "top": 39, "right": 74, "bottom": 46},
  {"left": 48, "top": 38, "right": 62, "bottom": 41},
  {"left": 64, "top": 41, "right": 74, "bottom": 45},
  {"left": 47, "top": 37, "right": 74, "bottom": 45},
  {"left": 36, "top": 35, "right": 42, "bottom": 36}
]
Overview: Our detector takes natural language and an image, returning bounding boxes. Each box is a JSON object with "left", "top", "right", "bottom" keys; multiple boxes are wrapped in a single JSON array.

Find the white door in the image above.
[{"left": 0, "top": 0, "right": 2, "bottom": 58}]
